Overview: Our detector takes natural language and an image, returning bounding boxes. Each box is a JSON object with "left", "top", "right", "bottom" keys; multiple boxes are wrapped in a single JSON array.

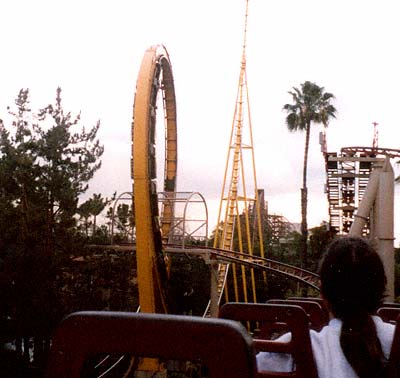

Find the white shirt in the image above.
[{"left": 256, "top": 316, "right": 395, "bottom": 378}]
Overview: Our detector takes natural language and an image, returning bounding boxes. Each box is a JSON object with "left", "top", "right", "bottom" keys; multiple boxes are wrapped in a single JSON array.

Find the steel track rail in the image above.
[
  {"left": 86, "top": 243, "right": 320, "bottom": 290},
  {"left": 166, "top": 244, "right": 321, "bottom": 290}
]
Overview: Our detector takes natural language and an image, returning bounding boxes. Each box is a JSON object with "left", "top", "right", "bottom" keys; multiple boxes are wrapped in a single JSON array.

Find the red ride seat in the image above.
[
  {"left": 386, "top": 313, "right": 400, "bottom": 377},
  {"left": 219, "top": 302, "right": 318, "bottom": 378},
  {"left": 377, "top": 306, "right": 400, "bottom": 324},
  {"left": 46, "top": 311, "right": 256, "bottom": 378},
  {"left": 267, "top": 299, "right": 329, "bottom": 331},
  {"left": 288, "top": 297, "right": 330, "bottom": 320}
]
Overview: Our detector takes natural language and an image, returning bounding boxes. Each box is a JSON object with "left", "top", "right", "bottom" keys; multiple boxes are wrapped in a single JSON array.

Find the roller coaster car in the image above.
[
  {"left": 373, "top": 307, "right": 400, "bottom": 377},
  {"left": 218, "top": 302, "right": 318, "bottom": 378},
  {"left": 45, "top": 311, "right": 256, "bottom": 378},
  {"left": 387, "top": 313, "right": 400, "bottom": 378},
  {"left": 377, "top": 304, "right": 400, "bottom": 324},
  {"left": 287, "top": 297, "right": 330, "bottom": 321},
  {"left": 267, "top": 299, "right": 329, "bottom": 331}
]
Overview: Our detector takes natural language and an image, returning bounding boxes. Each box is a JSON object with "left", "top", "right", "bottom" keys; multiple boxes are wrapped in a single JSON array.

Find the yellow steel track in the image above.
[
  {"left": 132, "top": 45, "right": 177, "bottom": 314},
  {"left": 131, "top": 43, "right": 320, "bottom": 318}
]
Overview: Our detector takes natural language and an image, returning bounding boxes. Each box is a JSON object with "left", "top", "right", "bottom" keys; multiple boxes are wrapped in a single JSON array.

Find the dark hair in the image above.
[{"left": 319, "top": 236, "right": 387, "bottom": 378}]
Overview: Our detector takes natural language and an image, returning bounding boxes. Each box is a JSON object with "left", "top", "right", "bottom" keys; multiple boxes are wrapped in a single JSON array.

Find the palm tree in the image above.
[{"left": 283, "top": 81, "right": 336, "bottom": 270}]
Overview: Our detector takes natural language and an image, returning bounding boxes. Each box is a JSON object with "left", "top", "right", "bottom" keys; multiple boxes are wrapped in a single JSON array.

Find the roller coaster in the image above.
[
  {"left": 84, "top": 40, "right": 398, "bottom": 378},
  {"left": 43, "top": 2, "right": 400, "bottom": 377},
  {"left": 91, "top": 40, "right": 317, "bottom": 378},
  {"left": 126, "top": 0, "right": 335, "bottom": 326},
  {"left": 130, "top": 24, "right": 399, "bottom": 318},
  {"left": 44, "top": 6, "right": 400, "bottom": 377},
  {"left": 130, "top": 42, "right": 322, "bottom": 318}
]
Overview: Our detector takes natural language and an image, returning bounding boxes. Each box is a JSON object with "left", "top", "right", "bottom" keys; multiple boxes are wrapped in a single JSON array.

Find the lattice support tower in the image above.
[
  {"left": 321, "top": 129, "right": 400, "bottom": 235},
  {"left": 267, "top": 214, "right": 297, "bottom": 245},
  {"left": 211, "top": 0, "right": 265, "bottom": 316}
]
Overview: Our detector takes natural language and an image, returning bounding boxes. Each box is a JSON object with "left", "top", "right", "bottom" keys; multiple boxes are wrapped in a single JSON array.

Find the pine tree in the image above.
[{"left": 0, "top": 88, "right": 104, "bottom": 368}]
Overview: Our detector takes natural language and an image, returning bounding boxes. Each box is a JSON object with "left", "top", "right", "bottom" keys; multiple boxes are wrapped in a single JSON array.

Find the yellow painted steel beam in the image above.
[{"left": 211, "top": 0, "right": 264, "bottom": 308}]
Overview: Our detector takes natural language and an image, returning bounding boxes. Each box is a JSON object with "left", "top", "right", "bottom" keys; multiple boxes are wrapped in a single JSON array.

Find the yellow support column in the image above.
[{"left": 213, "top": 0, "right": 265, "bottom": 307}]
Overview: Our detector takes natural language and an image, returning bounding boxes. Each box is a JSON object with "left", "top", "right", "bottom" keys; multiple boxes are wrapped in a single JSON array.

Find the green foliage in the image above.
[
  {"left": 106, "top": 202, "right": 135, "bottom": 243},
  {"left": 78, "top": 192, "right": 115, "bottom": 236},
  {"left": 308, "top": 224, "right": 336, "bottom": 272},
  {"left": 60, "top": 248, "right": 138, "bottom": 313},
  {"left": 167, "top": 254, "right": 210, "bottom": 315},
  {"left": 268, "top": 230, "right": 302, "bottom": 266},
  {"left": 283, "top": 81, "right": 337, "bottom": 132},
  {"left": 0, "top": 88, "right": 104, "bottom": 370}
]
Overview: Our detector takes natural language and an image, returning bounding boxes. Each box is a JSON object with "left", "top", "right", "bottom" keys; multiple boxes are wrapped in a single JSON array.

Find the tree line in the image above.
[
  {"left": 1, "top": 83, "right": 399, "bottom": 377},
  {"left": 0, "top": 89, "right": 137, "bottom": 377},
  {"left": 0, "top": 84, "right": 335, "bottom": 376}
]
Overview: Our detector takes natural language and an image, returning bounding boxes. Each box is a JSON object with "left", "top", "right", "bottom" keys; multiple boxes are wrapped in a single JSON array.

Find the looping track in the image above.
[
  {"left": 132, "top": 45, "right": 321, "bottom": 314},
  {"left": 132, "top": 45, "right": 177, "bottom": 313}
]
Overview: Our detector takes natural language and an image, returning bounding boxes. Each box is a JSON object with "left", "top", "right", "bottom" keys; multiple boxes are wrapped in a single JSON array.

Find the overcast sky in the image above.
[{"left": 1, "top": 0, "right": 400, "bottom": 244}]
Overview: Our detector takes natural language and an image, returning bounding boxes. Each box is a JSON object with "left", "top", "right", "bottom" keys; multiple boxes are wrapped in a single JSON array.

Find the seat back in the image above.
[
  {"left": 267, "top": 299, "right": 329, "bottom": 331},
  {"left": 45, "top": 311, "right": 256, "bottom": 378},
  {"left": 288, "top": 296, "right": 330, "bottom": 318},
  {"left": 377, "top": 307, "right": 400, "bottom": 324},
  {"left": 386, "top": 314, "right": 400, "bottom": 378},
  {"left": 219, "top": 302, "right": 318, "bottom": 378},
  {"left": 382, "top": 302, "right": 400, "bottom": 308}
]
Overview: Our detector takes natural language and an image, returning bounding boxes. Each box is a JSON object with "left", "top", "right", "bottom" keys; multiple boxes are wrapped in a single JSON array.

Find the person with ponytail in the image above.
[{"left": 257, "top": 236, "right": 395, "bottom": 377}]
